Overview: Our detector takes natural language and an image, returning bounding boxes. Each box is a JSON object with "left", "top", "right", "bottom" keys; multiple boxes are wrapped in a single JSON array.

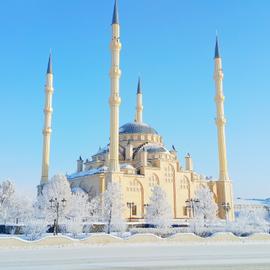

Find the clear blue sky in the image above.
[{"left": 0, "top": 0, "right": 269, "bottom": 198}]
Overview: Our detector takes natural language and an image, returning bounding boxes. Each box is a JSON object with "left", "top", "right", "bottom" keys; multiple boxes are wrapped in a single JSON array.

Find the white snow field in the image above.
[{"left": 0, "top": 242, "right": 270, "bottom": 270}]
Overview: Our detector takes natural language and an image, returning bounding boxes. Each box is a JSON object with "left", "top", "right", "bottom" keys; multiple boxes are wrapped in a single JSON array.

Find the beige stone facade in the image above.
[{"left": 68, "top": 124, "right": 233, "bottom": 221}]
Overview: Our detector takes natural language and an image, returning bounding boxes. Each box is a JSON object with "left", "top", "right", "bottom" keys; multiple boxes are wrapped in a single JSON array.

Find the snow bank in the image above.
[
  {"left": 81, "top": 234, "right": 123, "bottom": 244},
  {"left": 208, "top": 232, "right": 242, "bottom": 242},
  {"left": 32, "top": 235, "right": 76, "bottom": 246},
  {"left": 246, "top": 232, "right": 270, "bottom": 241},
  {"left": 168, "top": 233, "right": 204, "bottom": 242},
  {"left": 0, "top": 232, "right": 270, "bottom": 247},
  {"left": 0, "top": 237, "right": 28, "bottom": 248},
  {"left": 126, "top": 233, "right": 162, "bottom": 243}
]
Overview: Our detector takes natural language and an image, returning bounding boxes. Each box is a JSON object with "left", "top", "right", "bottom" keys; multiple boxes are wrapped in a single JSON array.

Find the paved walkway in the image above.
[{"left": 0, "top": 242, "right": 270, "bottom": 270}]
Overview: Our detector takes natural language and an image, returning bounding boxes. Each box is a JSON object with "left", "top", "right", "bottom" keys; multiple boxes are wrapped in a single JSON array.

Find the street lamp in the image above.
[
  {"left": 143, "top": 203, "right": 149, "bottom": 219},
  {"left": 49, "top": 197, "right": 67, "bottom": 235},
  {"left": 185, "top": 198, "right": 200, "bottom": 218},
  {"left": 127, "top": 202, "right": 135, "bottom": 222},
  {"left": 221, "top": 202, "right": 231, "bottom": 222}
]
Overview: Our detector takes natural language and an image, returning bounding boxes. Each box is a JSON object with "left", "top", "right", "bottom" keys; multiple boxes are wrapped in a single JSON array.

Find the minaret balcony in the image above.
[
  {"left": 43, "top": 128, "right": 52, "bottom": 134},
  {"left": 110, "top": 40, "right": 122, "bottom": 50},
  {"left": 43, "top": 108, "right": 53, "bottom": 113},
  {"left": 215, "top": 95, "right": 225, "bottom": 102},
  {"left": 110, "top": 67, "right": 121, "bottom": 77},
  {"left": 45, "top": 87, "right": 54, "bottom": 93},
  {"left": 215, "top": 117, "right": 226, "bottom": 126},
  {"left": 109, "top": 95, "right": 121, "bottom": 106}
]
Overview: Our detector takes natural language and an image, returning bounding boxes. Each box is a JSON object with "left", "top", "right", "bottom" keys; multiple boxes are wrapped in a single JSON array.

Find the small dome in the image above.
[
  {"left": 136, "top": 143, "right": 170, "bottom": 155},
  {"left": 119, "top": 122, "right": 158, "bottom": 135},
  {"left": 142, "top": 143, "right": 169, "bottom": 154},
  {"left": 120, "top": 163, "right": 135, "bottom": 170},
  {"left": 147, "top": 146, "right": 168, "bottom": 153}
]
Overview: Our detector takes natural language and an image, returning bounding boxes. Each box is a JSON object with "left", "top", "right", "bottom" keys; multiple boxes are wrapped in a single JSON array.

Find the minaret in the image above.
[
  {"left": 214, "top": 36, "right": 234, "bottom": 221},
  {"left": 109, "top": 0, "right": 122, "bottom": 172},
  {"left": 135, "top": 78, "right": 143, "bottom": 123},
  {"left": 41, "top": 53, "right": 54, "bottom": 184},
  {"left": 214, "top": 36, "right": 229, "bottom": 181}
]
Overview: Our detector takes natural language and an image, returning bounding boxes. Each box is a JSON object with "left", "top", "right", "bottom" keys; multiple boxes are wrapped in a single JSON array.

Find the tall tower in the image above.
[
  {"left": 214, "top": 37, "right": 229, "bottom": 181},
  {"left": 214, "top": 37, "right": 234, "bottom": 221},
  {"left": 41, "top": 53, "right": 54, "bottom": 184},
  {"left": 109, "top": 0, "right": 122, "bottom": 172},
  {"left": 135, "top": 78, "right": 143, "bottom": 123}
]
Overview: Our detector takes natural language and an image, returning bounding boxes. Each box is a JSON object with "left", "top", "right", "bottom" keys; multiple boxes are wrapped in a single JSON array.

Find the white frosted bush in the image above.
[
  {"left": 23, "top": 219, "right": 48, "bottom": 241},
  {"left": 227, "top": 208, "right": 269, "bottom": 236},
  {"left": 65, "top": 219, "right": 84, "bottom": 238}
]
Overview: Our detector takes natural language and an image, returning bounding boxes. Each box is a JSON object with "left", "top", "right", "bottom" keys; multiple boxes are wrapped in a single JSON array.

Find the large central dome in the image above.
[{"left": 119, "top": 122, "right": 158, "bottom": 135}]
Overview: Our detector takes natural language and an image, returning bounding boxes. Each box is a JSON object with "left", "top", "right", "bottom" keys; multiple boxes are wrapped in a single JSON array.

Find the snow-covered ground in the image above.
[{"left": 0, "top": 242, "right": 270, "bottom": 270}]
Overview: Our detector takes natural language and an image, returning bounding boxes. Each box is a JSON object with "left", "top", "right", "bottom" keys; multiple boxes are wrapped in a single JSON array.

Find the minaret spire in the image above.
[
  {"left": 215, "top": 35, "right": 220, "bottom": 58},
  {"left": 112, "top": 0, "right": 119, "bottom": 25},
  {"left": 109, "top": 0, "right": 122, "bottom": 172},
  {"left": 213, "top": 36, "right": 234, "bottom": 221},
  {"left": 41, "top": 52, "right": 54, "bottom": 184},
  {"left": 47, "top": 52, "right": 53, "bottom": 74},
  {"left": 137, "top": 77, "right": 141, "bottom": 94},
  {"left": 135, "top": 77, "right": 143, "bottom": 123}
]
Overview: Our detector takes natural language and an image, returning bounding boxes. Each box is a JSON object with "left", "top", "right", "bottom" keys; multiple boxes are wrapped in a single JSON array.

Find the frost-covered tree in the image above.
[
  {"left": 228, "top": 207, "right": 269, "bottom": 236},
  {"left": 36, "top": 174, "right": 72, "bottom": 223},
  {"left": 9, "top": 195, "right": 33, "bottom": 225},
  {"left": 64, "top": 191, "right": 89, "bottom": 237},
  {"left": 87, "top": 195, "right": 102, "bottom": 222},
  {"left": 194, "top": 186, "right": 218, "bottom": 223},
  {"left": 101, "top": 182, "right": 126, "bottom": 234},
  {"left": 146, "top": 186, "right": 172, "bottom": 229},
  {"left": 0, "top": 180, "right": 15, "bottom": 224},
  {"left": 68, "top": 191, "right": 89, "bottom": 221}
]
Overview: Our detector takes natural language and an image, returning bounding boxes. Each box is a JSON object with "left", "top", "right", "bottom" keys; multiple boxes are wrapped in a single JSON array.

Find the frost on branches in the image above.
[
  {"left": 0, "top": 180, "right": 32, "bottom": 225},
  {"left": 0, "top": 180, "right": 15, "bottom": 224},
  {"left": 87, "top": 196, "right": 102, "bottom": 222},
  {"left": 194, "top": 186, "right": 218, "bottom": 222},
  {"left": 229, "top": 207, "right": 269, "bottom": 236},
  {"left": 146, "top": 186, "right": 172, "bottom": 229},
  {"left": 65, "top": 192, "right": 89, "bottom": 238},
  {"left": 188, "top": 186, "right": 218, "bottom": 235},
  {"left": 23, "top": 219, "right": 48, "bottom": 241},
  {"left": 101, "top": 182, "right": 126, "bottom": 234},
  {"left": 36, "top": 174, "right": 72, "bottom": 222}
]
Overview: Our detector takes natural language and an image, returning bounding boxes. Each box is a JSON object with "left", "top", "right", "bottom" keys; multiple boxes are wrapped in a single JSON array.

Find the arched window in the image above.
[
  {"left": 127, "top": 179, "right": 142, "bottom": 192},
  {"left": 165, "top": 164, "right": 175, "bottom": 183},
  {"left": 149, "top": 173, "right": 159, "bottom": 187}
]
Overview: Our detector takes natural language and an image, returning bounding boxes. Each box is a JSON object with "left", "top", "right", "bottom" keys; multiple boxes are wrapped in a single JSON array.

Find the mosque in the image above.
[{"left": 39, "top": 1, "right": 235, "bottom": 221}]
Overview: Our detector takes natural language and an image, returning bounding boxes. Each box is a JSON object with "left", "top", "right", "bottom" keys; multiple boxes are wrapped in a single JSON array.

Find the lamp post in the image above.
[
  {"left": 127, "top": 202, "right": 134, "bottom": 222},
  {"left": 185, "top": 198, "right": 200, "bottom": 218},
  {"left": 49, "top": 197, "right": 67, "bottom": 235},
  {"left": 143, "top": 203, "right": 149, "bottom": 219},
  {"left": 221, "top": 202, "right": 231, "bottom": 223}
]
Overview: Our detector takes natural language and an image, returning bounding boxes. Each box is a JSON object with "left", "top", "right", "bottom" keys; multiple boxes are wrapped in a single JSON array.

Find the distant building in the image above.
[
  {"left": 235, "top": 198, "right": 270, "bottom": 216},
  {"left": 39, "top": 1, "right": 235, "bottom": 222}
]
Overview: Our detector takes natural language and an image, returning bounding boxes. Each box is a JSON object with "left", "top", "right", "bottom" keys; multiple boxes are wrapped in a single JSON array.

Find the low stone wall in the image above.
[
  {"left": 81, "top": 234, "right": 123, "bottom": 244},
  {"left": 207, "top": 232, "right": 242, "bottom": 242},
  {"left": 127, "top": 233, "right": 162, "bottom": 243},
  {"left": 168, "top": 233, "right": 204, "bottom": 243},
  {"left": 0, "top": 232, "right": 270, "bottom": 248},
  {"left": 0, "top": 237, "right": 29, "bottom": 248},
  {"left": 245, "top": 232, "right": 270, "bottom": 241},
  {"left": 33, "top": 235, "right": 76, "bottom": 246}
]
